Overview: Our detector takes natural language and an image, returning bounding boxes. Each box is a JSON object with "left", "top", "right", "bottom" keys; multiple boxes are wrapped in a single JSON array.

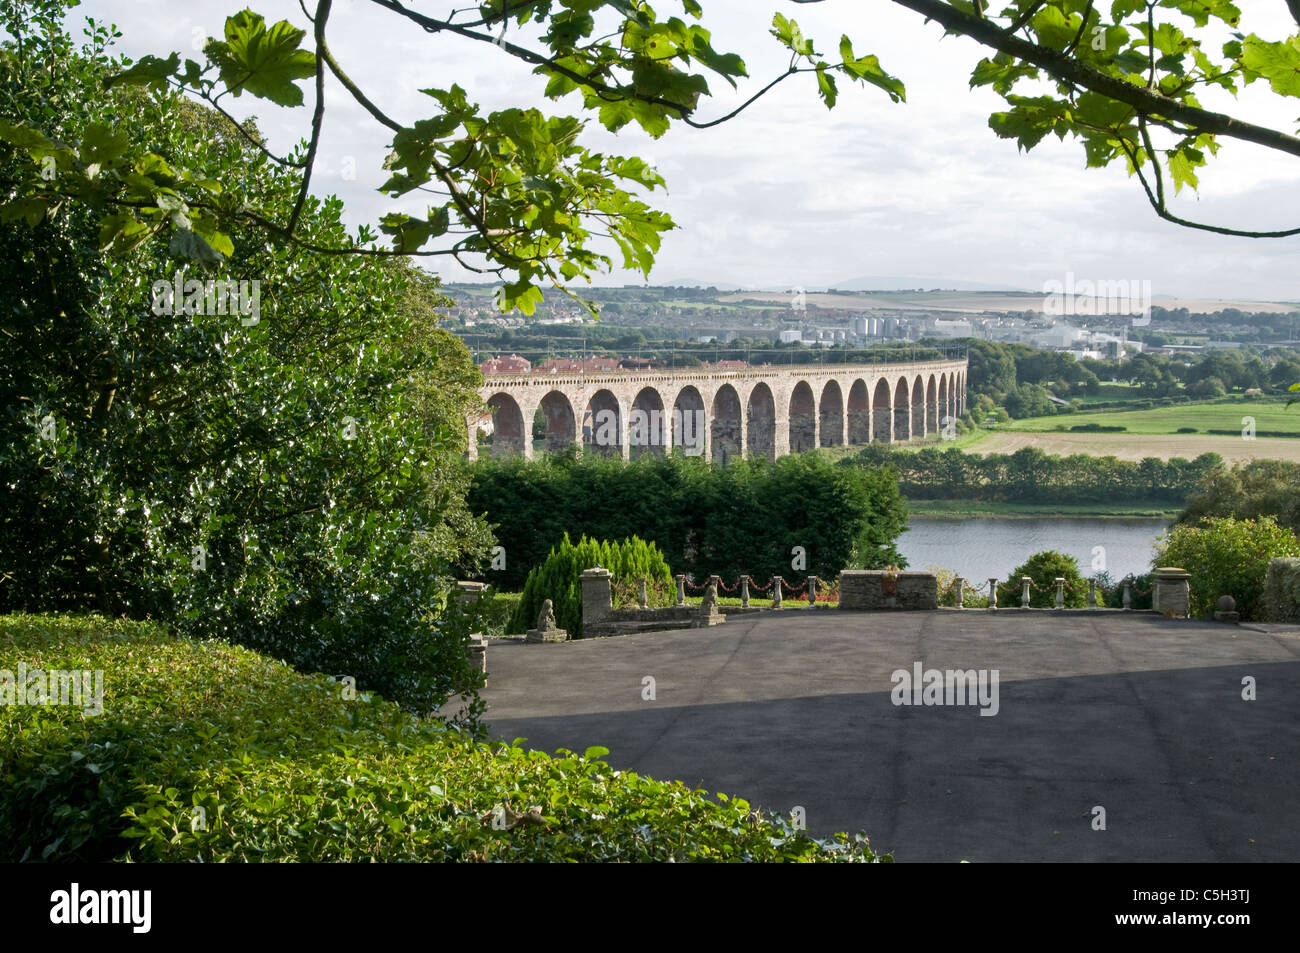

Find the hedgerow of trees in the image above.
[{"left": 849, "top": 445, "right": 1223, "bottom": 507}]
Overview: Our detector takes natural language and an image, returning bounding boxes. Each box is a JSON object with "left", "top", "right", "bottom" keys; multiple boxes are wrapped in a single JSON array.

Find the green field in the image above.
[
  {"left": 1076, "top": 383, "right": 1147, "bottom": 404},
  {"left": 1003, "top": 398, "right": 1300, "bottom": 435}
]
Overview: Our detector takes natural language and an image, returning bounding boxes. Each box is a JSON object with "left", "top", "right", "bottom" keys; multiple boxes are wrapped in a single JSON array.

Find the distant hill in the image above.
[
  {"left": 652, "top": 277, "right": 745, "bottom": 290},
  {"left": 831, "top": 275, "right": 1030, "bottom": 293}
]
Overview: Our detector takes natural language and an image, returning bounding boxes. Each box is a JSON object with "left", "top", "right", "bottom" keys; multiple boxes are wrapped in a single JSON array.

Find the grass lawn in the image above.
[
  {"left": 1001, "top": 397, "right": 1299, "bottom": 435},
  {"left": 1077, "top": 383, "right": 1148, "bottom": 404}
]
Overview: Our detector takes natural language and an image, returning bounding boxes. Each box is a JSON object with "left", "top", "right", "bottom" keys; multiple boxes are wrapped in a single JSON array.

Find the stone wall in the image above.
[
  {"left": 580, "top": 566, "right": 725, "bottom": 638},
  {"left": 839, "top": 571, "right": 938, "bottom": 610}
]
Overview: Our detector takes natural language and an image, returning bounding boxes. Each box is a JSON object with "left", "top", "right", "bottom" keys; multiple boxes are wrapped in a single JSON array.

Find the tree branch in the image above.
[
  {"left": 287, "top": 0, "right": 331, "bottom": 235},
  {"left": 889, "top": 0, "right": 1300, "bottom": 160}
]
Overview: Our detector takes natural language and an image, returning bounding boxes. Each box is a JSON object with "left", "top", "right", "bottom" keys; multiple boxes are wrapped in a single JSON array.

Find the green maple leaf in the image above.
[{"left": 206, "top": 10, "right": 317, "bottom": 107}]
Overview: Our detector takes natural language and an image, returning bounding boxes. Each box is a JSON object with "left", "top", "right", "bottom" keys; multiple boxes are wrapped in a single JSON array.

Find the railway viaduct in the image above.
[{"left": 468, "top": 357, "right": 968, "bottom": 463}]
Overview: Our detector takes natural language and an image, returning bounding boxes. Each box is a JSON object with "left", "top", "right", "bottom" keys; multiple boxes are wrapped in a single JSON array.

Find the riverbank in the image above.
[{"left": 905, "top": 499, "right": 1180, "bottom": 519}]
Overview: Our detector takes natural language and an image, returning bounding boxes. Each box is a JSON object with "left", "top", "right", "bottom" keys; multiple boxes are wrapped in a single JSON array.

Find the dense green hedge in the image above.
[
  {"left": 467, "top": 452, "right": 908, "bottom": 589},
  {"left": 0, "top": 614, "right": 883, "bottom": 862},
  {"left": 849, "top": 445, "right": 1221, "bottom": 506}
]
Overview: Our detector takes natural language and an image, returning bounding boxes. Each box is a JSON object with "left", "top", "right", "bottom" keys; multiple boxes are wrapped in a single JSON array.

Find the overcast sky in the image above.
[{"left": 75, "top": 1, "right": 1300, "bottom": 301}]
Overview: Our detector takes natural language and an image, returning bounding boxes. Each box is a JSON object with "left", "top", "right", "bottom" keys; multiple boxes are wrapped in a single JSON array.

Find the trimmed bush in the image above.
[
  {"left": 1261, "top": 558, "right": 1300, "bottom": 624},
  {"left": 1153, "top": 517, "right": 1300, "bottom": 620},
  {"left": 0, "top": 613, "right": 883, "bottom": 863},
  {"left": 1000, "top": 551, "right": 1087, "bottom": 608},
  {"left": 511, "top": 534, "right": 673, "bottom": 638}
]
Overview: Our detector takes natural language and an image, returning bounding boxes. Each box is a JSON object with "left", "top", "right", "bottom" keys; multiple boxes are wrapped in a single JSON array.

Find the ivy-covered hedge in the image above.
[
  {"left": 1261, "top": 558, "right": 1300, "bottom": 624},
  {"left": 0, "top": 614, "right": 884, "bottom": 862}
]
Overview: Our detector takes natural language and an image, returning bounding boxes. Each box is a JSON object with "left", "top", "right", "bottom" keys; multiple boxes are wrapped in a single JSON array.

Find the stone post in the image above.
[
  {"left": 638, "top": 576, "right": 648, "bottom": 609},
  {"left": 807, "top": 575, "right": 818, "bottom": 607},
  {"left": 675, "top": 574, "right": 686, "bottom": 607},
  {"left": 457, "top": 580, "right": 487, "bottom": 604},
  {"left": 466, "top": 633, "right": 487, "bottom": 682},
  {"left": 988, "top": 577, "right": 998, "bottom": 610},
  {"left": 954, "top": 577, "right": 965, "bottom": 609},
  {"left": 1020, "top": 576, "right": 1032, "bottom": 609},
  {"left": 1054, "top": 577, "right": 1065, "bottom": 610},
  {"left": 1088, "top": 579, "right": 1097, "bottom": 609},
  {"left": 1122, "top": 580, "right": 1132, "bottom": 610},
  {"left": 580, "top": 567, "right": 613, "bottom": 625},
  {"left": 1152, "top": 567, "right": 1192, "bottom": 619},
  {"left": 740, "top": 575, "right": 751, "bottom": 608},
  {"left": 772, "top": 576, "right": 783, "bottom": 609}
]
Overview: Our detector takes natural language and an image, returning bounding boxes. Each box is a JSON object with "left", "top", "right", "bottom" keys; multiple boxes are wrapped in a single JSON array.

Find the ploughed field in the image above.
[{"left": 966, "top": 398, "right": 1300, "bottom": 462}]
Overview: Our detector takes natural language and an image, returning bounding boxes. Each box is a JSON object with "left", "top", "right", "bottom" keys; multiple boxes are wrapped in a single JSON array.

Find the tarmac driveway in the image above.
[{"left": 479, "top": 610, "right": 1300, "bottom": 862}]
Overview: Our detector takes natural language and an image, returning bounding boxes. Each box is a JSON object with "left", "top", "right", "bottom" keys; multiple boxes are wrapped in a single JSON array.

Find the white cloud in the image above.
[{"left": 75, "top": 0, "right": 1300, "bottom": 300}]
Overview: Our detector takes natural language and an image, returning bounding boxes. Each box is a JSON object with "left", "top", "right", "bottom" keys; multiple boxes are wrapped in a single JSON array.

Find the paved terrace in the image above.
[{"left": 480, "top": 610, "right": 1300, "bottom": 862}]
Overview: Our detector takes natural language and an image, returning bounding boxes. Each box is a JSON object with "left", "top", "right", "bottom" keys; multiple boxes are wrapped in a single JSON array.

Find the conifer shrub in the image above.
[{"left": 510, "top": 534, "right": 673, "bottom": 637}]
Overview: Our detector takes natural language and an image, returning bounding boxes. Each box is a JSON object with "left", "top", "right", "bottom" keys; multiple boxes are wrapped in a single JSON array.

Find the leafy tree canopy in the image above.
[{"left": 7, "top": 0, "right": 1300, "bottom": 316}]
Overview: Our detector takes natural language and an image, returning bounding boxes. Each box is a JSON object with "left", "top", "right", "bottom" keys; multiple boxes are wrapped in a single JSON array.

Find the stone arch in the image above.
[
  {"left": 789, "top": 381, "right": 816, "bottom": 453},
  {"left": 746, "top": 382, "right": 776, "bottom": 461},
  {"left": 911, "top": 375, "right": 926, "bottom": 439},
  {"left": 539, "top": 391, "right": 576, "bottom": 454},
  {"left": 872, "top": 379, "right": 892, "bottom": 443},
  {"left": 672, "top": 385, "right": 707, "bottom": 458},
  {"left": 926, "top": 374, "right": 938, "bottom": 438},
  {"left": 630, "top": 386, "right": 667, "bottom": 458},
  {"left": 711, "top": 384, "right": 742, "bottom": 465},
  {"left": 584, "top": 388, "right": 622, "bottom": 457},
  {"left": 819, "top": 380, "right": 844, "bottom": 447},
  {"left": 847, "top": 379, "right": 870, "bottom": 445},
  {"left": 893, "top": 377, "right": 910, "bottom": 441},
  {"left": 938, "top": 375, "right": 949, "bottom": 434},
  {"left": 486, "top": 392, "right": 526, "bottom": 458}
]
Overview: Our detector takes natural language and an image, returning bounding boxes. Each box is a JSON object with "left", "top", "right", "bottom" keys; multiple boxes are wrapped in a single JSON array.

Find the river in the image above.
[{"left": 897, "top": 517, "right": 1172, "bottom": 583}]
